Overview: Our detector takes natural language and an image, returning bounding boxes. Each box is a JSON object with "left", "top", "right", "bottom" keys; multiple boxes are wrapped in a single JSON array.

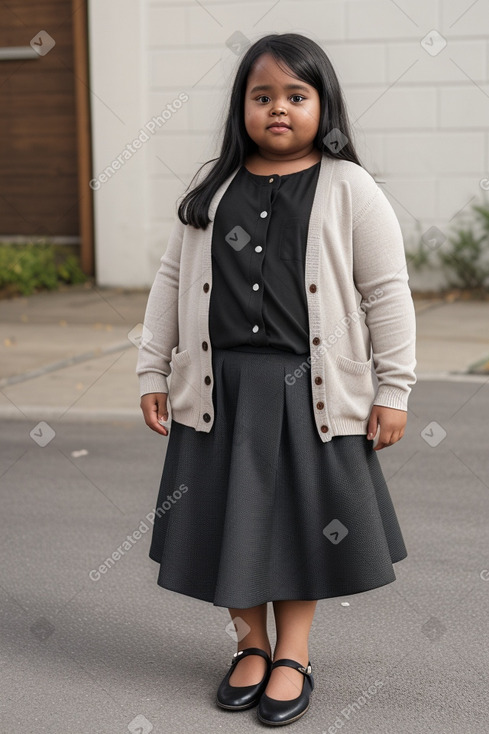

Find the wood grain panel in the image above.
[{"left": 0, "top": 0, "right": 79, "bottom": 237}]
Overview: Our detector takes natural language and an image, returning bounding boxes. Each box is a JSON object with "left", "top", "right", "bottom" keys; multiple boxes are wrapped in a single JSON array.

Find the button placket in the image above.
[{"left": 249, "top": 176, "right": 279, "bottom": 341}]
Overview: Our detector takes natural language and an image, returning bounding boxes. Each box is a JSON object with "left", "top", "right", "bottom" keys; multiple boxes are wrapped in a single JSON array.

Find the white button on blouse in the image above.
[
  {"left": 252, "top": 283, "right": 259, "bottom": 291},
  {"left": 255, "top": 245, "right": 263, "bottom": 253},
  {"left": 260, "top": 211, "right": 268, "bottom": 218},
  {"left": 252, "top": 325, "right": 259, "bottom": 333}
]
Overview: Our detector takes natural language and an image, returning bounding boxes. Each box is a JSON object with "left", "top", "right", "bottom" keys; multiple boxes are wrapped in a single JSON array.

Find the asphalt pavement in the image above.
[{"left": 1, "top": 283, "right": 489, "bottom": 733}]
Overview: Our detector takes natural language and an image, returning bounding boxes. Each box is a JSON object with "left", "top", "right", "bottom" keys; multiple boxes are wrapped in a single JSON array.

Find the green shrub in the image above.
[
  {"left": 439, "top": 223, "right": 489, "bottom": 290},
  {"left": 0, "top": 241, "right": 87, "bottom": 297},
  {"left": 407, "top": 198, "right": 489, "bottom": 294}
]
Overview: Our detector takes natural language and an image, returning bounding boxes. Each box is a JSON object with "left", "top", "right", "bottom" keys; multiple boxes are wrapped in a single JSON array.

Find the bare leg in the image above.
[
  {"left": 265, "top": 600, "right": 317, "bottom": 700},
  {"left": 227, "top": 604, "right": 272, "bottom": 686}
]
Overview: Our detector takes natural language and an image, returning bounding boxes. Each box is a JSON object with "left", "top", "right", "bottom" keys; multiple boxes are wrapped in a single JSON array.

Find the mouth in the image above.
[{"left": 267, "top": 123, "right": 291, "bottom": 130}]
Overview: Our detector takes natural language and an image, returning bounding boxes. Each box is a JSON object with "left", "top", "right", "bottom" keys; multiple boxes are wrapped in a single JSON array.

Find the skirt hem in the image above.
[{"left": 149, "top": 550, "right": 408, "bottom": 608}]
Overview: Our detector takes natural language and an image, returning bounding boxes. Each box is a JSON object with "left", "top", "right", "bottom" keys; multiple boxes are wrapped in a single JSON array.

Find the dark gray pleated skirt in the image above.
[{"left": 148, "top": 344, "right": 407, "bottom": 608}]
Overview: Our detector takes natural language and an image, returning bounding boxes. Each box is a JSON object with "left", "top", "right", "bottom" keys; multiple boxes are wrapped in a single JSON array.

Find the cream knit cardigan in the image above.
[{"left": 136, "top": 153, "right": 417, "bottom": 443}]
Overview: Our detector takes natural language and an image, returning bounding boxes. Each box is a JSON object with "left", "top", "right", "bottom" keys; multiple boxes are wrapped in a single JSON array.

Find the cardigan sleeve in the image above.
[
  {"left": 135, "top": 159, "right": 217, "bottom": 396},
  {"left": 135, "top": 216, "right": 185, "bottom": 396},
  {"left": 351, "top": 177, "right": 417, "bottom": 411}
]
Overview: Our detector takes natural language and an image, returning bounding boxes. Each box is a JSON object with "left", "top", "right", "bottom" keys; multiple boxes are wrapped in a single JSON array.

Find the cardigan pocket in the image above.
[
  {"left": 336, "top": 354, "right": 372, "bottom": 376},
  {"left": 169, "top": 348, "right": 192, "bottom": 413},
  {"left": 334, "top": 353, "right": 374, "bottom": 422},
  {"left": 171, "top": 347, "right": 191, "bottom": 368}
]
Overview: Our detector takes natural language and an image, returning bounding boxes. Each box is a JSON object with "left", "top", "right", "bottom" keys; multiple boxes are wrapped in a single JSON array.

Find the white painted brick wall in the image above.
[
  {"left": 346, "top": 0, "right": 438, "bottom": 40},
  {"left": 89, "top": 0, "right": 489, "bottom": 288}
]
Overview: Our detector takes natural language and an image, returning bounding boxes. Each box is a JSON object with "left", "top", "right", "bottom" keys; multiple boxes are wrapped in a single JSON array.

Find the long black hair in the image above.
[{"left": 178, "top": 32, "right": 367, "bottom": 230}]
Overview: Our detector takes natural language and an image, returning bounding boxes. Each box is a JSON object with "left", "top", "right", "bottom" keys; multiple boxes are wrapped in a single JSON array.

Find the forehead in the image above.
[{"left": 246, "top": 53, "right": 309, "bottom": 90}]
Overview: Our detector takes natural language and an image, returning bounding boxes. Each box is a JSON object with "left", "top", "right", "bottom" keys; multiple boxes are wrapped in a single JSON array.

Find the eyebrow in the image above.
[{"left": 249, "top": 83, "right": 310, "bottom": 94}]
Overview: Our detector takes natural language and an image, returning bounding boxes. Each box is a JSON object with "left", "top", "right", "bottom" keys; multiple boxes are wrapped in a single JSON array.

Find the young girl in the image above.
[{"left": 136, "top": 32, "right": 416, "bottom": 727}]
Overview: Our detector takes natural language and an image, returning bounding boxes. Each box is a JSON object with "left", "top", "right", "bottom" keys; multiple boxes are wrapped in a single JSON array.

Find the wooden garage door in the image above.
[{"left": 0, "top": 0, "right": 79, "bottom": 238}]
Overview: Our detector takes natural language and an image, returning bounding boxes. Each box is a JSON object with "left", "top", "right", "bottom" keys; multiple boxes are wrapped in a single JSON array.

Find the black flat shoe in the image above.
[
  {"left": 216, "top": 647, "right": 272, "bottom": 711},
  {"left": 257, "top": 658, "right": 314, "bottom": 726}
]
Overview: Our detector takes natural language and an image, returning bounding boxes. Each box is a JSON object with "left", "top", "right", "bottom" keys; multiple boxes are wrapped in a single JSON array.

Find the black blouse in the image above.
[{"left": 209, "top": 160, "right": 321, "bottom": 354}]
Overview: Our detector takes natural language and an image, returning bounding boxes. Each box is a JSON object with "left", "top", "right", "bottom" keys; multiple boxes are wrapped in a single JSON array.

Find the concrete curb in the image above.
[
  {"left": 0, "top": 406, "right": 144, "bottom": 422},
  {"left": 1, "top": 372, "right": 487, "bottom": 422},
  {"left": 0, "top": 341, "right": 132, "bottom": 388},
  {"left": 414, "top": 371, "right": 489, "bottom": 382}
]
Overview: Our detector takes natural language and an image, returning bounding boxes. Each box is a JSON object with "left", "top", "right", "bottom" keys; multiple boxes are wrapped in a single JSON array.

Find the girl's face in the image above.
[{"left": 244, "top": 52, "right": 321, "bottom": 161}]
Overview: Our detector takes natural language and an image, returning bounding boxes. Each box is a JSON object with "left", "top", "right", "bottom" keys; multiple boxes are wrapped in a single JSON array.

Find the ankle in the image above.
[
  {"left": 238, "top": 639, "right": 271, "bottom": 655},
  {"left": 273, "top": 646, "right": 309, "bottom": 666}
]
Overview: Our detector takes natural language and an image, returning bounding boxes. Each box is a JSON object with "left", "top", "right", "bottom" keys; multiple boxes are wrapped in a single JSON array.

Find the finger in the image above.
[
  {"left": 375, "top": 429, "right": 402, "bottom": 450},
  {"left": 155, "top": 414, "right": 170, "bottom": 436},
  {"left": 148, "top": 415, "right": 169, "bottom": 436},
  {"left": 143, "top": 402, "right": 169, "bottom": 436},
  {"left": 388, "top": 429, "right": 402, "bottom": 446},
  {"left": 374, "top": 428, "right": 391, "bottom": 450},
  {"left": 156, "top": 399, "right": 168, "bottom": 423},
  {"left": 367, "top": 415, "right": 379, "bottom": 440},
  {"left": 155, "top": 400, "right": 169, "bottom": 434}
]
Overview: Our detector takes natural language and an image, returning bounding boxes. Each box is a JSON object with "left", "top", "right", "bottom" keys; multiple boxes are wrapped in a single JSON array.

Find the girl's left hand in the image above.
[{"left": 367, "top": 405, "right": 407, "bottom": 450}]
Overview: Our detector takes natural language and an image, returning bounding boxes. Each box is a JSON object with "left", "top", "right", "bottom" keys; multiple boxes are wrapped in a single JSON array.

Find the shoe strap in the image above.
[
  {"left": 271, "top": 658, "right": 312, "bottom": 676},
  {"left": 231, "top": 647, "right": 271, "bottom": 666}
]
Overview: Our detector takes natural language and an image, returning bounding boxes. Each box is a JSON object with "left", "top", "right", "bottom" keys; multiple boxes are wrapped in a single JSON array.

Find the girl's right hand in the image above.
[{"left": 140, "top": 392, "right": 170, "bottom": 436}]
